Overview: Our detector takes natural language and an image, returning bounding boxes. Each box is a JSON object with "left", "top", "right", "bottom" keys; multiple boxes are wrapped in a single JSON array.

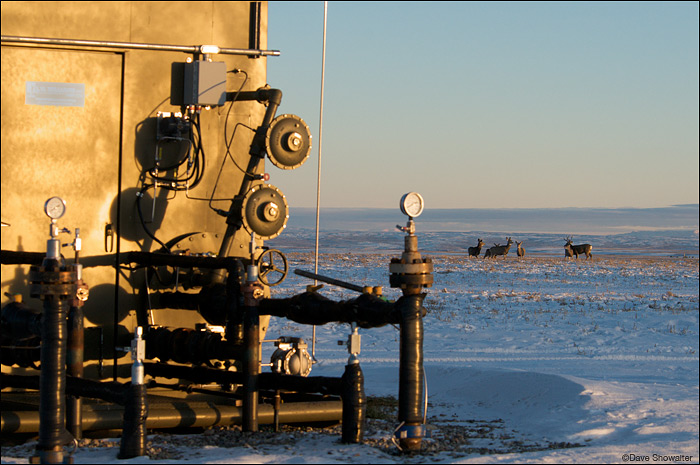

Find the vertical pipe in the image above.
[
  {"left": 397, "top": 294, "right": 425, "bottom": 448},
  {"left": 312, "top": 0, "right": 328, "bottom": 362},
  {"left": 119, "top": 327, "right": 147, "bottom": 459},
  {"left": 37, "top": 294, "right": 69, "bottom": 464},
  {"left": 217, "top": 89, "right": 282, "bottom": 260},
  {"left": 313, "top": 1, "right": 328, "bottom": 277},
  {"left": 393, "top": 267, "right": 428, "bottom": 453},
  {"left": 390, "top": 224, "right": 430, "bottom": 452},
  {"left": 241, "top": 266, "right": 263, "bottom": 432},
  {"left": 66, "top": 303, "right": 84, "bottom": 440},
  {"left": 340, "top": 361, "right": 366, "bottom": 443},
  {"left": 114, "top": 51, "right": 126, "bottom": 382},
  {"left": 242, "top": 304, "right": 260, "bottom": 432},
  {"left": 225, "top": 267, "right": 244, "bottom": 344},
  {"left": 273, "top": 390, "right": 281, "bottom": 432},
  {"left": 118, "top": 384, "right": 148, "bottom": 459},
  {"left": 31, "top": 255, "right": 73, "bottom": 464}
]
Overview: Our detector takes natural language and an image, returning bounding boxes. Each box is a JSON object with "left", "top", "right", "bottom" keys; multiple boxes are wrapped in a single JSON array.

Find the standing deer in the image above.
[
  {"left": 484, "top": 237, "right": 514, "bottom": 259},
  {"left": 564, "top": 242, "right": 574, "bottom": 258},
  {"left": 468, "top": 238, "right": 485, "bottom": 258},
  {"left": 516, "top": 241, "right": 525, "bottom": 257},
  {"left": 564, "top": 236, "right": 592, "bottom": 260}
]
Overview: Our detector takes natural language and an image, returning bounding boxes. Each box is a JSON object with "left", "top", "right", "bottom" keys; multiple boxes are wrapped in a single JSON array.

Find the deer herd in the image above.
[{"left": 468, "top": 236, "right": 593, "bottom": 259}]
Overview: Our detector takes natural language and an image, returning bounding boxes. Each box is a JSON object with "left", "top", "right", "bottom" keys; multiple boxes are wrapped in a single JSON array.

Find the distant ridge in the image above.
[
  {"left": 285, "top": 205, "right": 699, "bottom": 235},
  {"left": 272, "top": 229, "right": 698, "bottom": 256}
]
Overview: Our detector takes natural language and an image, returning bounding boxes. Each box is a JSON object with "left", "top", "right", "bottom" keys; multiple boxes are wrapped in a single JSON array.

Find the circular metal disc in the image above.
[
  {"left": 266, "top": 114, "right": 312, "bottom": 170},
  {"left": 241, "top": 184, "right": 289, "bottom": 240}
]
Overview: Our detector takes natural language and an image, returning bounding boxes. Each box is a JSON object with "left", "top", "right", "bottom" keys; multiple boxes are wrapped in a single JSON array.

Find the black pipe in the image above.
[
  {"left": 123, "top": 251, "right": 242, "bottom": 269},
  {"left": 2, "top": 374, "right": 129, "bottom": 405},
  {"left": 144, "top": 326, "right": 244, "bottom": 364},
  {"left": 225, "top": 271, "right": 245, "bottom": 343},
  {"left": 1, "top": 299, "right": 43, "bottom": 369},
  {"left": 119, "top": 328, "right": 147, "bottom": 459},
  {"left": 143, "top": 362, "right": 343, "bottom": 395},
  {"left": 1, "top": 250, "right": 244, "bottom": 269},
  {"left": 0, "top": 338, "right": 41, "bottom": 368},
  {"left": 242, "top": 306, "right": 259, "bottom": 431},
  {"left": 29, "top": 259, "right": 75, "bottom": 465},
  {"left": 216, "top": 88, "right": 283, "bottom": 260},
  {"left": 1, "top": 300, "right": 43, "bottom": 337},
  {"left": 397, "top": 293, "right": 426, "bottom": 451},
  {"left": 2, "top": 401, "right": 342, "bottom": 434},
  {"left": 0, "top": 249, "right": 45, "bottom": 265},
  {"left": 37, "top": 295, "right": 69, "bottom": 464},
  {"left": 66, "top": 303, "right": 84, "bottom": 439},
  {"left": 241, "top": 275, "right": 262, "bottom": 432},
  {"left": 258, "top": 292, "right": 403, "bottom": 328},
  {"left": 294, "top": 269, "right": 365, "bottom": 293},
  {"left": 340, "top": 362, "right": 366, "bottom": 443},
  {"left": 118, "top": 383, "right": 147, "bottom": 459}
]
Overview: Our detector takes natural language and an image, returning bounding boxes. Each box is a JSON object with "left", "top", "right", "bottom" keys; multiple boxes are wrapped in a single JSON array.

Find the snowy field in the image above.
[{"left": 2, "top": 251, "right": 698, "bottom": 464}]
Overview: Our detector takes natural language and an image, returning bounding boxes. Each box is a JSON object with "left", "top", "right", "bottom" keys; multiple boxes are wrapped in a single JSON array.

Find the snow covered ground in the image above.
[{"left": 2, "top": 251, "right": 698, "bottom": 464}]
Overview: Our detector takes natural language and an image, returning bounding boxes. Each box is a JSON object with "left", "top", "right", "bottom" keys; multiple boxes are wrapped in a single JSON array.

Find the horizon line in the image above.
[{"left": 290, "top": 204, "right": 699, "bottom": 211}]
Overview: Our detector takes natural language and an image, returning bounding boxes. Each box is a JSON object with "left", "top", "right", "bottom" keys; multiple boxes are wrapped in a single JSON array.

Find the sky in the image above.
[{"left": 265, "top": 1, "right": 699, "bottom": 210}]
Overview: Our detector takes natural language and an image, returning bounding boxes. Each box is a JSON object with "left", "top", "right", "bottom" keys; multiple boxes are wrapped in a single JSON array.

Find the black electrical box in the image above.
[{"left": 170, "top": 61, "right": 227, "bottom": 107}]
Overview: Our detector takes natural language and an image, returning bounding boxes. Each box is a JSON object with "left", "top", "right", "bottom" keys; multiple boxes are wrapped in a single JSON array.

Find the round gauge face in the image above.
[
  {"left": 400, "top": 192, "right": 424, "bottom": 218},
  {"left": 44, "top": 196, "right": 66, "bottom": 220}
]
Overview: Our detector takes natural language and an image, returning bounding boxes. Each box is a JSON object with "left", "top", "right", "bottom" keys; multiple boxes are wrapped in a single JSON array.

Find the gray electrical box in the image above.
[{"left": 174, "top": 60, "right": 227, "bottom": 106}]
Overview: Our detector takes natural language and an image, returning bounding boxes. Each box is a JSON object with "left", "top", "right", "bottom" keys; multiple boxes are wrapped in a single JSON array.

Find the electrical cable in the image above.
[
  {"left": 223, "top": 70, "right": 255, "bottom": 178},
  {"left": 136, "top": 184, "right": 171, "bottom": 253},
  {"left": 184, "top": 69, "right": 258, "bottom": 206}
]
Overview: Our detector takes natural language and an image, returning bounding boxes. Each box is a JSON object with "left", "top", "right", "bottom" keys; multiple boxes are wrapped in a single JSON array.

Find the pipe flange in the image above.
[
  {"left": 389, "top": 259, "right": 433, "bottom": 275},
  {"left": 29, "top": 267, "right": 78, "bottom": 298},
  {"left": 389, "top": 258, "right": 433, "bottom": 289},
  {"left": 389, "top": 274, "right": 434, "bottom": 289}
]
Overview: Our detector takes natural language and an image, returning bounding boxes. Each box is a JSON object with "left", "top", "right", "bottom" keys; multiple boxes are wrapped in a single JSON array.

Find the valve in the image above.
[
  {"left": 242, "top": 234, "right": 265, "bottom": 305},
  {"left": 338, "top": 322, "right": 361, "bottom": 365},
  {"left": 130, "top": 327, "right": 146, "bottom": 385},
  {"left": 257, "top": 248, "right": 288, "bottom": 286},
  {"left": 270, "top": 337, "right": 312, "bottom": 377}
]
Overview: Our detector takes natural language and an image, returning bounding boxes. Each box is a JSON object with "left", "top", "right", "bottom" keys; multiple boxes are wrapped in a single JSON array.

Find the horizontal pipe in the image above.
[
  {"left": 1, "top": 401, "right": 341, "bottom": 433},
  {"left": 0, "top": 35, "right": 280, "bottom": 56},
  {"left": 258, "top": 292, "right": 403, "bottom": 328},
  {"left": 0, "top": 250, "right": 242, "bottom": 269},
  {"left": 294, "top": 269, "right": 364, "bottom": 293},
  {"left": 144, "top": 362, "right": 343, "bottom": 395},
  {"left": 2, "top": 374, "right": 129, "bottom": 405}
]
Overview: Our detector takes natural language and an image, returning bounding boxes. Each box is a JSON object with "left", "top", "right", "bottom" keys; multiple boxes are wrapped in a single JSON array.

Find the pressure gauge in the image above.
[
  {"left": 44, "top": 197, "right": 66, "bottom": 220},
  {"left": 400, "top": 192, "right": 424, "bottom": 218}
]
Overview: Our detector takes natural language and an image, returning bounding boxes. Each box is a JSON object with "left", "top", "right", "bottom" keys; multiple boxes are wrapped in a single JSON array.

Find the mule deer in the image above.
[
  {"left": 485, "top": 237, "right": 514, "bottom": 259},
  {"left": 468, "top": 238, "right": 485, "bottom": 258},
  {"left": 516, "top": 241, "right": 525, "bottom": 257},
  {"left": 564, "top": 242, "right": 574, "bottom": 258},
  {"left": 565, "top": 236, "right": 592, "bottom": 260}
]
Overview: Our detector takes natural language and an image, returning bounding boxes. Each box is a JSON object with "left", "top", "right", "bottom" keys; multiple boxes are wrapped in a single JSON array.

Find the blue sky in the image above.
[{"left": 266, "top": 1, "right": 699, "bottom": 210}]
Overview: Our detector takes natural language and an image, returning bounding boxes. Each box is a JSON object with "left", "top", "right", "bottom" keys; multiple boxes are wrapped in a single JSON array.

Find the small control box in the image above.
[{"left": 171, "top": 61, "right": 226, "bottom": 106}]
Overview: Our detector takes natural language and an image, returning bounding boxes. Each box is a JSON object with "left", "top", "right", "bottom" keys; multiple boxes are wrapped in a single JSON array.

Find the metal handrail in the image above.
[{"left": 0, "top": 35, "right": 280, "bottom": 57}]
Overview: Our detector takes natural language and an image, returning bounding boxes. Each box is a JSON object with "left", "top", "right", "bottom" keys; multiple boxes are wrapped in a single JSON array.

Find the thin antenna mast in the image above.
[{"left": 312, "top": 1, "right": 328, "bottom": 361}]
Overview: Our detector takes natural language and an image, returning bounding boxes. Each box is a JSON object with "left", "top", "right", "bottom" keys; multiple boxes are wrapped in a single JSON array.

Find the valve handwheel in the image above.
[{"left": 257, "top": 249, "right": 288, "bottom": 286}]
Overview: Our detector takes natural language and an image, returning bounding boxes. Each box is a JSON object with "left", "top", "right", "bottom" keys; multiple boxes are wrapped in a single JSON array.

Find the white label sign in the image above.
[{"left": 26, "top": 81, "right": 85, "bottom": 107}]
